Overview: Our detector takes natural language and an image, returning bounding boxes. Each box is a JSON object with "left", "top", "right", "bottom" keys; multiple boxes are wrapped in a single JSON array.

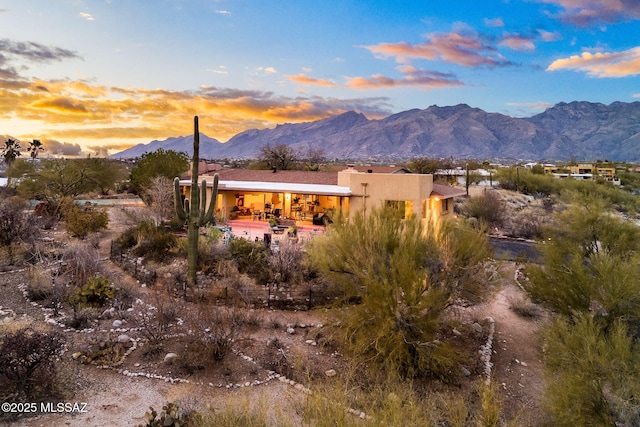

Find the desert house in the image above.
[
  {"left": 178, "top": 165, "right": 465, "bottom": 224},
  {"left": 543, "top": 163, "right": 619, "bottom": 184}
]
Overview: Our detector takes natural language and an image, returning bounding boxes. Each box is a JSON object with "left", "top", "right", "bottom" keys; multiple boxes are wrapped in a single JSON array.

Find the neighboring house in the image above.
[
  {"left": 543, "top": 163, "right": 620, "bottom": 184},
  {"left": 178, "top": 165, "right": 466, "bottom": 223}
]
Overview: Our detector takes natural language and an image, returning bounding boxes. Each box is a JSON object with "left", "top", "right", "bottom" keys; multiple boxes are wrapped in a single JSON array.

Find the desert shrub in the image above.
[
  {"left": 504, "top": 211, "right": 543, "bottom": 239},
  {"left": 299, "top": 375, "right": 492, "bottom": 427},
  {"left": 308, "top": 207, "right": 491, "bottom": 380},
  {"left": 0, "top": 197, "right": 39, "bottom": 264},
  {"left": 179, "top": 306, "right": 240, "bottom": 373},
  {"left": 65, "top": 306, "right": 101, "bottom": 329},
  {"left": 0, "top": 327, "right": 65, "bottom": 404},
  {"left": 111, "top": 279, "right": 136, "bottom": 311},
  {"left": 179, "top": 236, "right": 229, "bottom": 275},
  {"left": 33, "top": 201, "right": 58, "bottom": 229},
  {"left": 477, "top": 381, "right": 504, "bottom": 427},
  {"left": 131, "top": 220, "right": 177, "bottom": 262},
  {"left": 459, "top": 191, "right": 504, "bottom": 227},
  {"left": 496, "top": 167, "right": 559, "bottom": 196},
  {"left": 59, "top": 241, "right": 102, "bottom": 286},
  {"left": 228, "top": 237, "right": 270, "bottom": 284},
  {"left": 136, "top": 295, "right": 182, "bottom": 345},
  {"left": 26, "top": 266, "right": 54, "bottom": 301},
  {"left": 268, "top": 239, "right": 305, "bottom": 286},
  {"left": 62, "top": 202, "right": 108, "bottom": 239},
  {"left": 113, "top": 226, "right": 138, "bottom": 251},
  {"left": 508, "top": 295, "right": 541, "bottom": 319},
  {"left": 542, "top": 315, "right": 640, "bottom": 426},
  {"left": 80, "top": 333, "right": 131, "bottom": 365},
  {"left": 70, "top": 275, "right": 118, "bottom": 307},
  {"left": 525, "top": 196, "right": 640, "bottom": 425}
]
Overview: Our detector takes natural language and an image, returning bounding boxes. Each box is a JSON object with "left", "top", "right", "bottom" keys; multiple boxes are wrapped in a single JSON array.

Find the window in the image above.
[
  {"left": 385, "top": 200, "right": 413, "bottom": 219},
  {"left": 442, "top": 198, "right": 449, "bottom": 213}
]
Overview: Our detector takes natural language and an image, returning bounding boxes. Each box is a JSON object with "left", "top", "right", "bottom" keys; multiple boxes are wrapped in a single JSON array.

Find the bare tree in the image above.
[
  {"left": 145, "top": 176, "right": 175, "bottom": 224},
  {"left": 302, "top": 147, "right": 326, "bottom": 171},
  {"left": 0, "top": 198, "right": 38, "bottom": 264},
  {"left": 258, "top": 143, "right": 297, "bottom": 171}
]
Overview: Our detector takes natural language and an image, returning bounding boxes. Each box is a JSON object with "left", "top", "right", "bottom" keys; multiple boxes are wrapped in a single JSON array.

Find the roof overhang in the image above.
[
  {"left": 180, "top": 179, "right": 352, "bottom": 196},
  {"left": 430, "top": 184, "right": 467, "bottom": 199}
]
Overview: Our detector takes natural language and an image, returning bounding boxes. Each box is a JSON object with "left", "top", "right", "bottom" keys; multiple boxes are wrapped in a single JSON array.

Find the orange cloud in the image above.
[
  {"left": 540, "top": 0, "right": 640, "bottom": 26},
  {"left": 364, "top": 32, "right": 510, "bottom": 68},
  {"left": 0, "top": 73, "right": 391, "bottom": 150},
  {"left": 547, "top": 47, "right": 640, "bottom": 77},
  {"left": 31, "top": 97, "right": 88, "bottom": 113},
  {"left": 285, "top": 73, "right": 337, "bottom": 87},
  {"left": 0, "top": 37, "right": 394, "bottom": 154}
]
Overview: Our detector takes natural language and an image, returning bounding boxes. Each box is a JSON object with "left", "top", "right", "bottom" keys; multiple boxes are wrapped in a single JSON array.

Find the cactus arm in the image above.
[
  {"left": 199, "top": 174, "right": 218, "bottom": 226},
  {"left": 174, "top": 177, "right": 187, "bottom": 222},
  {"left": 199, "top": 179, "right": 207, "bottom": 221}
]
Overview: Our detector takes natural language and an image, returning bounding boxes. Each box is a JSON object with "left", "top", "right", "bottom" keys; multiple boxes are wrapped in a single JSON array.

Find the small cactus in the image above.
[{"left": 138, "top": 402, "right": 192, "bottom": 427}]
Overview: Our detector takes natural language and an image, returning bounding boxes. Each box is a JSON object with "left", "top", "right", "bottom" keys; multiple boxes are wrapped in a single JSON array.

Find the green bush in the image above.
[
  {"left": 63, "top": 203, "right": 108, "bottom": 239},
  {"left": 228, "top": 238, "right": 271, "bottom": 284},
  {"left": 113, "top": 227, "right": 138, "bottom": 251},
  {"left": 130, "top": 220, "right": 178, "bottom": 262},
  {"left": 308, "top": 207, "right": 491, "bottom": 380},
  {"left": 459, "top": 191, "right": 504, "bottom": 227},
  {"left": 70, "top": 276, "right": 118, "bottom": 307}
]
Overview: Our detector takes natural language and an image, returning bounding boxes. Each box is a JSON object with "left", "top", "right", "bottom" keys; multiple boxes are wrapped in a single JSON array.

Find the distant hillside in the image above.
[
  {"left": 110, "top": 133, "right": 222, "bottom": 159},
  {"left": 110, "top": 101, "right": 640, "bottom": 162}
]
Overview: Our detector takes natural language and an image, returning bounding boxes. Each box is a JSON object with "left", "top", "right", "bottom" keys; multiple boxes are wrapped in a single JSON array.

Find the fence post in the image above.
[
  {"left": 267, "top": 286, "right": 271, "bottom": 309},
  {"left": 308, "top": 288, "right": 312, "bottom": 310}
]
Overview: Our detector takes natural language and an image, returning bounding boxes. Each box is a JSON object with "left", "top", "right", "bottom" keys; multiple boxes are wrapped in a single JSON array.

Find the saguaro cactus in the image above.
[{"left": 174, "top": 116, "right": 219, "bottom": 287}]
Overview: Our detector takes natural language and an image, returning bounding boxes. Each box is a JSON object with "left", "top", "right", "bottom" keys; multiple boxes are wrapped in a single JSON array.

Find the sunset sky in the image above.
[{"left": 1, "top": 0, "right": 640, "bottom": 157}]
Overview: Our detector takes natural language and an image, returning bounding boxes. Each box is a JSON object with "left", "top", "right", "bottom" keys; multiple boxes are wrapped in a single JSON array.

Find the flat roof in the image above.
[{"left": 180, "top": 179, "right": 352, "bottom": 196}]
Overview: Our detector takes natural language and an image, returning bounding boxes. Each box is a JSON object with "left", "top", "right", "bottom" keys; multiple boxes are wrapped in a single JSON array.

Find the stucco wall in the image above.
[{"left": 338, "top": 170, "right": 433, "bottom": 218}]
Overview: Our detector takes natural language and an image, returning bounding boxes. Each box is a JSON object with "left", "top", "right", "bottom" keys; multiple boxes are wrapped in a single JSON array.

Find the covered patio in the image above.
[{"left": 179, "top": 176, "right": 351, "bottom": 225}]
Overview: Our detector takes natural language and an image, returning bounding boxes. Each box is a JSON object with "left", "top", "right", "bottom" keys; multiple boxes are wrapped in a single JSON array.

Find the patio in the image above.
[{"left": 224, "top": 218, "right": 325, "bottom": 243}]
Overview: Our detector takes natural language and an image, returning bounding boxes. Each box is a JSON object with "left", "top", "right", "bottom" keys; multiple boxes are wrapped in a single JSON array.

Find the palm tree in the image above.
[
  {"left": 27, "top": 139, "right": 44, "bottom": 163},
  {"left": 2, "top": 138, "right": 22, "bottom": 166}
]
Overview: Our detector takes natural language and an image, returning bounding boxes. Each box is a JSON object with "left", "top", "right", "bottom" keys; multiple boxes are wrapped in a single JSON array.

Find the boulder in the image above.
[
  {"left": 117, "top": 334, "right": 130, "bottom": 343},
  {"left": 112, "top": 319, "right": 123, "bottom": 328},
  {"left": 164, "top": 353, "right": 178, "bottom": 364}
]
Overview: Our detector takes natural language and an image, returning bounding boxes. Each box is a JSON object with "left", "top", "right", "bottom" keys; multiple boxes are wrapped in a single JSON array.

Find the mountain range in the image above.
[{"left": 110, "top": 101, "right": 640, "bottom": 162}]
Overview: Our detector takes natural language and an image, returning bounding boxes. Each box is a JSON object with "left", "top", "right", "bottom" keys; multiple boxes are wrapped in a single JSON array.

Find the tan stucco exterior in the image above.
[
  {"left": 337, "top": 169, "right": 434, "bottom": 219},
  {"left": 180, "top": 167, "right": 462, "bottom": 223}
]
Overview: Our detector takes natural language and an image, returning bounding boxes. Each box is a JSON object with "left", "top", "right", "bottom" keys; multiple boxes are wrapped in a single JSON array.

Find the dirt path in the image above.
[{"left": 476, "top": 265, "right": 548, "bottom": 425}]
